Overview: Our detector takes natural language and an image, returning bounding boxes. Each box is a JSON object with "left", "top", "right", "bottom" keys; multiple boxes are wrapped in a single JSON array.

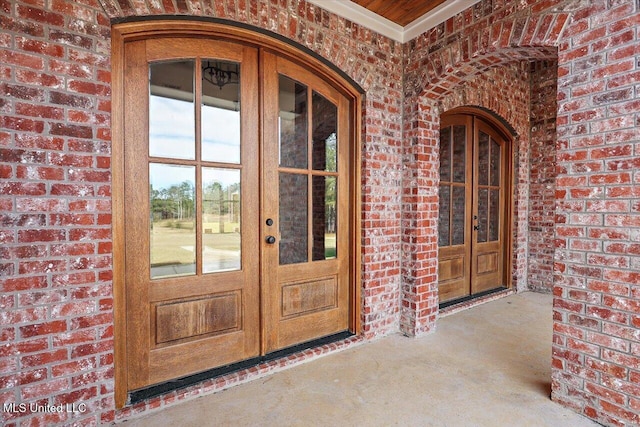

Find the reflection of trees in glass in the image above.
[
  {"left": 151, "top": 181, "right": 195, "bottom": 225},
  {"left": 325, "top": 132, "right": 337, "bottom": 172},
  {"left": 203, "top": 180, "right": 240, "bottom": 233},
  {"left": 325, "top": 133, "right": 337, "bottom": 234}
]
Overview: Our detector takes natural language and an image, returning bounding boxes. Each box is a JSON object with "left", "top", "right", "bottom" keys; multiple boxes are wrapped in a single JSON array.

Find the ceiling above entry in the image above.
[
  {"left": 351, "top": 0, "right": 449, "bottom": 26},
  {"left": 306, "top": 0, "right": 481, "bottom": 43}
]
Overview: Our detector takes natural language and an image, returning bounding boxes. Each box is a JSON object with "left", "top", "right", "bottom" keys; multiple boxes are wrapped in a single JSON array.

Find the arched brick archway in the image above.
[
  {"left": 398, "top": 3, "right": 566, "bottom": 336},
  {"left": 400, "top": 2, "right": 640, "bottom": 424}
]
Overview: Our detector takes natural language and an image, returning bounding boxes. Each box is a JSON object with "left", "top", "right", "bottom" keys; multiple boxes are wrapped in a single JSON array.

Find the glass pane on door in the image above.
[
  {"left": 202, "top": 168, "right": 241, "bottom": 273},
  {"left": 478, "top": 131, "right": 489, "bottom": 186},
  {"left": 489, "top": 189, "right": 500, "bottom": 242},
  {"left": 477, "top": 188, "right": 488, "bottom": 243},
  {"left": 438, "top": 185, "right": 451, "bottom": 247},
  {"left": 149, "top": 163, "right": 196, "bottom": 279},
  {"left": 279, "top": 173, "right": 308, "bottom": 265},
  {"left": 201, "top": 60, "right": 241, "bottom": 164},
  {"left": 149, "top": 61, "right": 195, "bottom": 160},
  {"left": 452, "top": 186, "right": 465, "bottom": 246},
  {"left": 440, "top": 126, "right": 451, "bottom": 182},
  {"left": 490, "top": 139, "right": 501, "bottom": 186},
  {"left": 279, "top": 75, "right": 308, "bottom": 169},
  {"left": 312, "top": 92, "right": 337, "bottom": 172},
  {"left": 312, "top": 176, "right": 337, "bottom": 260},
  {"left": 452, "top": 125, "right": 466, "bottom": 183}
]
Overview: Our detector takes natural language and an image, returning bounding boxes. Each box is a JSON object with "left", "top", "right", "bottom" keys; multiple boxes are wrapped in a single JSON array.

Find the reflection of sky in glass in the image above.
[
  {"left": 202, "top": 105, "right": 240, "bottom": 164},
  {"left": 149, "top": 95, "right": 195, "bottom": 160},
  {"left": 150, "top": 163, "right": 195, "bottom": 192},
  {"left": 203, "top": 168, "right": 240, "bottom": 189}
]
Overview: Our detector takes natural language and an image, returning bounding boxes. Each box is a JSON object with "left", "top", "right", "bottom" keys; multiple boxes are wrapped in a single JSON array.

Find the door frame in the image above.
[
  {"left": 438, "top": 107, "right": 515, "bottom": 304},
  {"left": 111, "top": 19, "right": 363, "bottom": 408}
]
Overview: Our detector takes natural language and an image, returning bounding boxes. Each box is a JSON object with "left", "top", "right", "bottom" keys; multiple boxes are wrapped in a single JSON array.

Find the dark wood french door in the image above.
[
  {"left": 438, "top": 114, "right": 510, "bottom": 304},
  {"left": 122, "top": 37, "right": 351, "bottom": 391}
]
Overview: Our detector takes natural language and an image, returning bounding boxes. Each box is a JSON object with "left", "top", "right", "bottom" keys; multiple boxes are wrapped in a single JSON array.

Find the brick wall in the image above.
[
  {"left": 1, "top": 0, "right": 639, "bottom": 425},
  {"left": 552, "top": 1, "right": 640, "bottom": 425},
  {"left": 404, "top": 0, "right": 640, "bottom": 425},
  {"left": 529, "top": 60, "right": 558, "bottom": 293},
  {"left": 1, "top": 0, "right": 113, "bottom": 425},
  {"left": 1, "top": 0, "right": 404, "bottom": 424}
]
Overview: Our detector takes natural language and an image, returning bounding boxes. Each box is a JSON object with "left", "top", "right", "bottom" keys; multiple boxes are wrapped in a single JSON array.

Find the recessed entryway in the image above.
[{"left": 438, "top": 112, "right": 512, "bottom": 305}]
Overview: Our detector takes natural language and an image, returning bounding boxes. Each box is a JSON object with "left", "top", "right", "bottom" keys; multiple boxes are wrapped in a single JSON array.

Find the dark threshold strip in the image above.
[
  {"left": 128, "top": 330, "right": 354, "bottom": 405},
  {"left": 439, "top": 286, "right": 508, "bottom": 310}
]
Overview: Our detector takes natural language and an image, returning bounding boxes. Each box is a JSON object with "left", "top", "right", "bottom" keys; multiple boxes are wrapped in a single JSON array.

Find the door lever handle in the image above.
[
  {"left": 473, "top": 225, "right": 479, "bottom": 231},
  {"left": 265, "top": 235, "right": 276, "bottom": 244}
]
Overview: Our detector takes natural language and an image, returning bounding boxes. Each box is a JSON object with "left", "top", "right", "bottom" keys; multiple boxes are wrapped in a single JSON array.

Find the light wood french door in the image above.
[
  {"left": 438, "top": 114, "right": 510, "bottom": 304},
  {"left": 262, "top": 52, "right": 350, "bottom": 352},
  {"left": 122, "top": 37, "right": 351, "bottom": 391}
]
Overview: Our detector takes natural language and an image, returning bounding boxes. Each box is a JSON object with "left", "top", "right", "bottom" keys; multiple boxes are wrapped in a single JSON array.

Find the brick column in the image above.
[{"left": 400, "top": 95, "right": 440, "bottom": 336}]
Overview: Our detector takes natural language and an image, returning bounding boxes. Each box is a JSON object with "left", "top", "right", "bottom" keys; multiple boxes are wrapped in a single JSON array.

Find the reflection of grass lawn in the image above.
[
  {"left": 150, "top": 225, "right": 336, "bottom": 265},
  {"left": 151, "top": 222, "right": 240, "bottom": 266},
  {"left": 325, "top": 234, "right": 336, "bottom": 258}
]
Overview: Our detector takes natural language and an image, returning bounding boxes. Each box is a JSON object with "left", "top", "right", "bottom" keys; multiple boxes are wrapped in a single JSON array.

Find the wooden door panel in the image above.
[
  {"left": 153, "top": 292, "right": 241, "bottom": 345},
  {"left": 124, "top": 38, "right": 260, "bottom": 390},
  {"left": 438, "top": 115, "right": 472, "bottom": 304},
  {"left": 262, "top": 52, "right": 350, "bottom": 353},
  {"left": 438, "top": 247, "right": 468, "bottom": 302},
  {"left": 438, "top": 114, "right": 509, "bottom": 305},
  {"left": 148, "top": 331, "right": 247, "bottom": 384},
  {"left": 123, "top": 37, "right": 353, "bottom": 393},
  {"left": 281, "top": 277, "right": 338, "bottom": 318},
  {"left": 471, "top": 119, "right": 506, "bottom": 295}
]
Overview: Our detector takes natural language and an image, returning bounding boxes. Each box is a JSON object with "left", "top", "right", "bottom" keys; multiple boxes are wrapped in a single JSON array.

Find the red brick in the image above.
[
  {"left": 587, "top": 306, "right": 628, "bottom": 324},
  {"left": 19, "top": 321, "right": 68, "bottom": 338},
  {"left": 15, "top": 36, "right": 64, "bottom": 58},
  {"left": 68, "top": 79, "right": 110, "bottom": 96},
  {"left": 51, "top": 358, "right": 97, "bottom": 378},
  {"left": 586, "top": 358, "right": 627, "bottom": 380},
  {"left": 70, "top": 313, "right": 113, "bottom": 330},
  {"left": 20, "top": 378, "right": 69, "bottom": 400},
  {"left": 1, "top": 82, "right": 45, "bottom": 100},
  {"left": 18, "top": 229, "right": 66, "bottom": 243},
  {"left": 599, "top": 400, "right": 640, "bottom": 425},
  {"left": 70, "top": 339, "right": 113, "bottom": 358},
  {"left": 16, "top": 165, "right": 64, "bottom": 180},
  {"left": 585, "top": 381, "right": 626, "bottom": 405},
  {"left": 14, "top": 134, "right": 64, "bottom": 150},
  {"left": 0, "top": 116, "right": 45, "bottom": 133},
  {"left": 592, "top": 59, "right": 635, "bottom": 80},
  {"left": 0, "top": 48, "right": 44, "bottom": 69},
  {"left": 0, "top": 276, "right": 47, "bottom": 292},
  {"left": 15, "top": 103, "right": 64, "bottom": 120},
  {"left": 20, "top": 349, "right": 68, "bottom": 368},
  {"left": 49, "top": 123, "right": 93, "bottom": 139},
  {"left": 0, "top": 368, "right": 47, "bottom": 388}
]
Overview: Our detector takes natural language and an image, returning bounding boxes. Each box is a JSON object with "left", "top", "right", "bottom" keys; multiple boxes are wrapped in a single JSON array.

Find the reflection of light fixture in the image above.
[{"left": 202, "top": 61, "right": 239, "bottom": 89}]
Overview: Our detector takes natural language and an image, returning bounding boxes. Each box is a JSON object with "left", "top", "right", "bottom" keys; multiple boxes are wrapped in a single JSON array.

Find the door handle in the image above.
[
  {"left": 265, "top": 235, "right": 276, "bottom": 244},
  {"left": 473, "top": 225, "right": 479, "bottom": 231}
]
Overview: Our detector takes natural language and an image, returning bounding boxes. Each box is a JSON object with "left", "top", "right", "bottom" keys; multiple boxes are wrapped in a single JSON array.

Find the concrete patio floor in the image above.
[{"left": 122, "top": 292, "right": 598, "bottom": 426}]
